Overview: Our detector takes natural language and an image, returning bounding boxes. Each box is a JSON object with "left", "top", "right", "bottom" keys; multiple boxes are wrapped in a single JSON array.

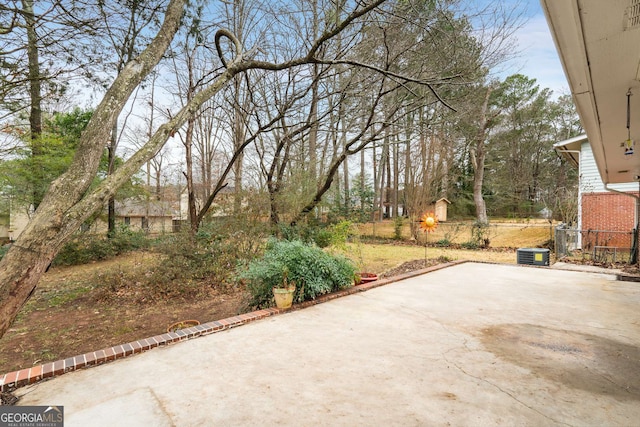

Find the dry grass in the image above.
[
  {"left": 489, "top": 224, "right": 553, "bottom": 247},
  {"left": 348, "top": 219, "right": 553, "bottom": 274},
  {"left": 338, "top": 243, "right": 518, "bottom": 275},
  {"left": 358, "top": 219, "right": 553, "bottom": 248}
]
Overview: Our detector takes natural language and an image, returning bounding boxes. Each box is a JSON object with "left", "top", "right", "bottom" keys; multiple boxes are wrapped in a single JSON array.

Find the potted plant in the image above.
[
  {"left": 272, "top": 267, "right": 296, "bottom": 310},
  {"left": 238, "top": 238, "right": 356, "bottom": 310}
]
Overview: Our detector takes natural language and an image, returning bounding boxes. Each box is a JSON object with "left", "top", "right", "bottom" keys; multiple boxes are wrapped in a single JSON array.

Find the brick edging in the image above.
[{"left": 0, "top": 260, "right": 466, "bottom": 393}]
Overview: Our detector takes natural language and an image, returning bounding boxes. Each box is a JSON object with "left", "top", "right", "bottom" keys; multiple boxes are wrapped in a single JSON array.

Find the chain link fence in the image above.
[{"left": 555, "top": 226, "right": 636, "bottom": 263}]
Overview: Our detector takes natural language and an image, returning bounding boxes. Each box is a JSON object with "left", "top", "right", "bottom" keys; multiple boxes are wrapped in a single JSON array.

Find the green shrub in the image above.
[
  {"left": 329, "top": 220, "right": 354, "bottom": 249},
  {"left": 53, "top": 226, "right": 149, "bottom": 266},
  {"left": 239, "top": 239, "right": 356, "bottom": 309},
  {"left": 151, "top": 230, "right": 244, "bottom": 283},
  {"left": 393, "top": 216, "right": 404, "bottom": 240},
  {"left": 461, "top": 241, "right": 478, "bottom": 250},
  {"left": 436, "top": 238, "right": 451, "bottom": 247},
  {"left": 276, "top": 221, "right": 351, "bottom": 249},
  {"left": 313, "top": 228, "right": 333, "bottom": 248},
  {"left": 0, "top": 244, "right": 9, "bottom": 262},
  {"left": 110, "top": 225, "right": 149, "bottom": 253},
  {"left": 277, "top": 223, "right": 315, "bottom": 244},
  {"left": 202, "top": 215, "right": 269, "bottom": 261},
  {"left": 54, "top": 238, "right": 107, "bottom": 266}
]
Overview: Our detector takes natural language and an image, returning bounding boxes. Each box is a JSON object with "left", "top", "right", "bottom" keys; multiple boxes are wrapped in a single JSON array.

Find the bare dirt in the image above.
[
  {"left": 0, "top": 255, "right": 249, "bottom": 374},
  {"left": 380, "top": 258, "right": 448, "bottom": 278}
]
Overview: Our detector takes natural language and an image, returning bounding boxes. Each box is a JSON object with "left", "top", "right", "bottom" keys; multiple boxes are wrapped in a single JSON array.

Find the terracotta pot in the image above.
[
  {"left": 167, "top": 319, "right": 200, "bottom": 333},
  {"left": 359, "top": 273, "right": 378, "bottom": 283},
  {"left": 273, "top": 286, "right": 295, "bottom": 310}
]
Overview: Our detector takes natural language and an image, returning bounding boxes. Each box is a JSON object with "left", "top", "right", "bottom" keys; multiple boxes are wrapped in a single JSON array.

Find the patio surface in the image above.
[{"left": 13, "top": 262, "right": 640, "bottom": 426}]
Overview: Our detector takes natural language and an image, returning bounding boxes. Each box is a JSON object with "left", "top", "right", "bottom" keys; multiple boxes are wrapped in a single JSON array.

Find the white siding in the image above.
[{"left": 579, "top": 141, "right": 639, "bottom": 193}]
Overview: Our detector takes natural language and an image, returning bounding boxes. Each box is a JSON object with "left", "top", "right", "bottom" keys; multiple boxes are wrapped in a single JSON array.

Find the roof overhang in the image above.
[
  {"left": 541, "top": 0, "right": 640, "bottom": 183},
  {"left": 553, "top": 134, "right": 587, "bottom": 167}
]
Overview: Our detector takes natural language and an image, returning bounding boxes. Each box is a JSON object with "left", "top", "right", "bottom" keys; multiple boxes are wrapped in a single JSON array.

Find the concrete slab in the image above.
[
  {"left": 66, "top": 388, "right": 173, "bottom": 427},
  {"left": 552, "top": 261, "right": 623, "bottom": 275},
  {"left": 14, "top": 263, "right": 640, "bottom": 426}
]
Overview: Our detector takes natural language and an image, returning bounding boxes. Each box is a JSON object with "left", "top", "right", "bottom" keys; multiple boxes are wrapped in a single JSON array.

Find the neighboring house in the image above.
[
  {"left": 555, "top": 134, "right": 638, "bottom": 251},
  {"left": 114, "top": 198, "right": 179, "bottom": 234},
  {"left": 85, "top": 197, "right": 180, "bottom": 234},
  {"left": 178, "top": 185, "right": 236, "bottom": 222},
  {"left": 0, "top": 196, "right": 180, "bottom": 240},
  {"left": 0, "top": 197, "right": 30, "bottom": 242}
]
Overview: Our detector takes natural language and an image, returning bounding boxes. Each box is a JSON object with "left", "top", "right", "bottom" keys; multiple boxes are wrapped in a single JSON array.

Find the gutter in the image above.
[
  {"left": 604, "top": 182, "right": 640, "bottom": 204},
  {"left": 554, "top": 147, "right": 580, "bottom": 168}
]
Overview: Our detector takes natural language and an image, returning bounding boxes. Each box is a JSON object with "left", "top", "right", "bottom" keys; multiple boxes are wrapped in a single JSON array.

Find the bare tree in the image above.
[
  {"left": 0, "top": 0, "right": 525, "bottom": 338},
  {"left": 470, "top": 85, "right": 498, "bottom": 224},
  {"left": 1, "top": 0, "right": 401, "bottom": 338},
  {"left": 96, "top": 0, "right": 167, "bottom": 235}
]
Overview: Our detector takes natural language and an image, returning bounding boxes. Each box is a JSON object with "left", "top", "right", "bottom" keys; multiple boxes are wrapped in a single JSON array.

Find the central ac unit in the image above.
[{"left": 517, "top": 248, "right": 550, "bottom": 266}]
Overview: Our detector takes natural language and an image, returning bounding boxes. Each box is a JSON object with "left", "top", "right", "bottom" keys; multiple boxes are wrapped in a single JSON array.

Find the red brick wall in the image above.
[{"left": 581, "top": 192, "right": 637, "bottom": 248}]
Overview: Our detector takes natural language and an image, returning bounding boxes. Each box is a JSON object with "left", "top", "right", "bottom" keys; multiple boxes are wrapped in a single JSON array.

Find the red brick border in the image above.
[{"left": 0, "top": 260, "right": 466, "bottom": 393}]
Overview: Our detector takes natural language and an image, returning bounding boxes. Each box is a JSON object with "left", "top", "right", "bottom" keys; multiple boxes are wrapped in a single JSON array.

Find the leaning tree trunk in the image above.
[
  {"left": 0, "top": 0, "right": 186, "bottom": 338},
  {"left": 0, "top": 58, "right": 242, "bottom": 339},
  {"left": 0, "top": 0, "right": 392, "bottom": 340}
]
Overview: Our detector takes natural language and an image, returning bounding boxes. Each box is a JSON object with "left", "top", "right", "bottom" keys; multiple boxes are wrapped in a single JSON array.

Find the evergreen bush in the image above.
[
  {"left": 436, "top": 238, "right": 451, "bottom": 247},
  {"left": 393, "top": 216, "right": 404, "bottom": 240},
  {"left": 239, "top": 239, "right": 356, "bottom": 309}
]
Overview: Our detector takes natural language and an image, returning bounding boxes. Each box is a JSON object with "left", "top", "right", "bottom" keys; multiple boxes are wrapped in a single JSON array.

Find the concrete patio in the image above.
[{"left": 13, "top": 262, "right": 640, "bottom": 426}]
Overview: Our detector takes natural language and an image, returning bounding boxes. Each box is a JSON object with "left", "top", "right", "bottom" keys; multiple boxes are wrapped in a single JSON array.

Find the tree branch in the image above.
[{"left": 215, "top": 28, "right": 243, "bottom": 68}]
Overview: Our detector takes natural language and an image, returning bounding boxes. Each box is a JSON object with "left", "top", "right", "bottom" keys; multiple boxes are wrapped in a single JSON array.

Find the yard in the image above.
[{"left": 0, "top": 220, "right": 552, "bottom": 374}]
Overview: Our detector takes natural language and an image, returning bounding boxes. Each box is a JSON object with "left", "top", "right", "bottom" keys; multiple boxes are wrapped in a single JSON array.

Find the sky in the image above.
[{"left": 501, "top": 0, "right": 569, "bottom": 96}]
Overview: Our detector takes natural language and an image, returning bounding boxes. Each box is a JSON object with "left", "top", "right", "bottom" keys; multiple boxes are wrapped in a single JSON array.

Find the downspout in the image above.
[{"left": 604, "top": 181, "right": 640, "bottom": 265}]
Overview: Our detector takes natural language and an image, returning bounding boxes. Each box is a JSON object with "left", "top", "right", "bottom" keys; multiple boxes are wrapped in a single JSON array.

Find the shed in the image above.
[{"left": 427, "top": 198, "right": 451, "bottom": 222}]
